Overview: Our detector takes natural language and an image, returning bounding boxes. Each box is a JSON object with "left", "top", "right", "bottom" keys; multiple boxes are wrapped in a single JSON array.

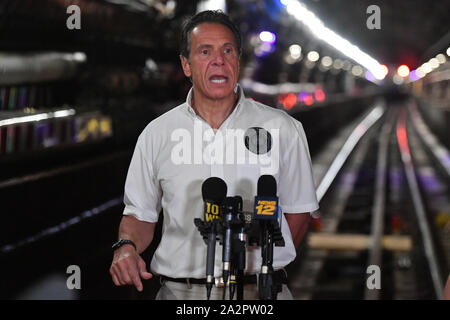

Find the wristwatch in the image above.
[{"left": 112, "top": 239, "right": 137, "bottom": 251}]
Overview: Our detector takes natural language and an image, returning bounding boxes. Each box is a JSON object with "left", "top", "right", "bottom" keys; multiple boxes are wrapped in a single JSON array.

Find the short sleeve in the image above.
[
  {"left": 122, "top": 133, "right": 162, "bottom": 222},
  {"left": 278, "top": 118, "right": 319, "bottom": 214}
]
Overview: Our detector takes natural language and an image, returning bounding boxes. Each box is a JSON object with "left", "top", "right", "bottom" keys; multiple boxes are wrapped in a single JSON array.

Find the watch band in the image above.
[{"left": 112, "top": 239, "right": 137, "bottom": 251}]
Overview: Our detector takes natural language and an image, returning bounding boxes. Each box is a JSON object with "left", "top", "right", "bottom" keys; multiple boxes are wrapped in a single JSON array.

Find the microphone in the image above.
[
  {"left": 255, "top": 175, "right": 284, "bottom": 241},
  {"left": 253, "top": 175, "right": 283, "bottom": 300},
  {"left": 254, "top": 175, "right": 279, "bottom": 223},
  {"left": 221, "top": 196, "right": 238, "bottom": 295},
  {"left": 220, "top": 195, "right": 245, "bottom": 300},
  {"left": 201, "top": 177, "right": 227, "bottom": 300},
  {"left": 232, "top": 196, "right": 246, "bottom": 300}
]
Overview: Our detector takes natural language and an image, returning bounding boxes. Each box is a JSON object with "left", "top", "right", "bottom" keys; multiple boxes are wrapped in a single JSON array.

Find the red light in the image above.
[
  {"left": 282, "top": 93, "right": 297, "bottom": 110},
  {"left": 380, "top": 64, "right": 389, "bottom": 77},
  {"left": 397, "top": 65, "right": 410, "bottom": 78},
  {"left": 314, "top": 89, "right": 325, "bottom": 102},
  {"left": 304, "top": 93, "right": 314, "bottom": 106}
]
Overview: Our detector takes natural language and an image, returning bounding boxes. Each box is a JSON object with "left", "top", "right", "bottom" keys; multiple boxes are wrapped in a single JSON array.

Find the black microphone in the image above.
[
  {"left": 221, "top": 196, "right": 237, "bottom": 295},
  {"left": 232, "top": 196, "right": 246, "bottom": 300},
  {"left": 201, "top": 177, "right": 227, "bottom": 300},
  {"left": 254, "top": 175, "right": 279, "bottom": 223},
  {"left": 254, "top": 175, "right": 281, "bottom": 300}
]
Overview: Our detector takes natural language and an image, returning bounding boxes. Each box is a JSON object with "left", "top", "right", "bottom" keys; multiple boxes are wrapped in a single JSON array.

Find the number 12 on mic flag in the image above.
[{"left": 254, "top": 196, "right": 278, "bottom": 220}]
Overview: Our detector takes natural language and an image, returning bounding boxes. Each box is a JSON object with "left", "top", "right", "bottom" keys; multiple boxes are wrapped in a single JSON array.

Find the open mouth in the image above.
[{"left": 209, "top": 75, "right": 228, "bottom": 84}]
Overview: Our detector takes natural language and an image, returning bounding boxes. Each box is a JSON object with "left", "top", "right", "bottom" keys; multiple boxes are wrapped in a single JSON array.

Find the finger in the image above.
[
  {"left": 111, "top": 265, "right": 126, "bottom": 285},
  {"left": 122, "top": 261, "right": 143, "bottom": 291},
  {"left": 112, "top": 273, "right": 121, "bottom": 287},
  {"left": 117, "top": 262, "right": 133, "bottom": 285},
  {"left": 138, "top": 259, "right": 153, "bottom": 280},
  {"left": 131, "top": 273, "right": 143, "bottom": 292},
  {"left": 141, "top": 271, "right": 153, "bottom": 280}
]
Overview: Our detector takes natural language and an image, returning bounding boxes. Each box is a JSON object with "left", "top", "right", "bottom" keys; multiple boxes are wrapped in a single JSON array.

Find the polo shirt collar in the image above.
[{"left": 184, "top": 84, "right": 246, "bottom": 121}]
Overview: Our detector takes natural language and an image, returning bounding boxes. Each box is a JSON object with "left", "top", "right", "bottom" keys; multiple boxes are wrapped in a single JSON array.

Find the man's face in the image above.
[{"left": 180, "top": 23, "right": 240, "bottom": 103}]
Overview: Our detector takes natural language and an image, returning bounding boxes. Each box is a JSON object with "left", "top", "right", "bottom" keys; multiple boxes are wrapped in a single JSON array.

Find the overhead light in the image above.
[
  {"left": 307, "top": 51, "right": 319, "bottom": 62},
  {"left": 409, "top": 70, "right": 420, "bottom": 82},
  {"left": 73, "top": 52, "right": 87, "bottom": 63},
  {"left": 145, "top": 58, "right": 158, "bottom": 72},
  {"left": 197, "top": 0, "right": 226, "bottom": 12},
  {"left": 321, "top": 56, "right": 333, "bottom": 68},
  {"left": 351, "top": 65, "right": 363, "bottom": 77},
  {"left": 380, "top": 64, "right": 389, "bottom": 78},
  {"left": 283, "top": 0, "right": 386, "bottom": 80},
  {"left": 429, "top": 58, "right": 439, "bottom": 69},
  {"left": 289, "top": 44, "right": 302, "bottom": 59},
  {"left": 415, "top": 68, "right": 426, "bottom": 78},
  {"left": 254, "top": 42, "right": 275, "bottom": 57},
  {"left": 393, "top": 74, "right": 404, "bottom": 85},
  {"left": 0, "top": 109, "right": 76, "bottom": 127},
  {"left": 259, "top": 31, "right": 277, "bottom": 44},
  {"left": 422, "top": 62, "right": 432, "bottom": 74},
  {"left": 332, "top": 59, "right": 343, "bottom": 69},
  {"left": 342, "top": 60, "right": 352, "bottom": 71},
  {"left": 397, "top": 65, "right": 410, "bottom": 78},
  {"left": 436, "top": 53, "right": 446, "bottom": 64}
]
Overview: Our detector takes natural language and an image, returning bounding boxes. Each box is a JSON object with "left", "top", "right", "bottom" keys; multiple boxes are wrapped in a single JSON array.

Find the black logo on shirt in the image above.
[{"left": 244, "top": 127, "right": 272, "bottom": 155}]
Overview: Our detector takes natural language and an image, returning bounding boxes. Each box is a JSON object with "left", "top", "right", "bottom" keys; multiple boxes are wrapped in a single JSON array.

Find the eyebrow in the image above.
[{"left": 196, "top": 42, "right": 236, "bottom": 50}]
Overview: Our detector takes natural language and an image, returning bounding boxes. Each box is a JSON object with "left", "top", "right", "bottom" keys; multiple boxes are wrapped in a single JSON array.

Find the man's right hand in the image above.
[{"left": 109, "top": 245, "right": 153, "bottom": 292}]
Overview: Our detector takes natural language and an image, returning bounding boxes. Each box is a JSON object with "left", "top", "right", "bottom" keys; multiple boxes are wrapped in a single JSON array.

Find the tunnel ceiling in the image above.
[
  {"left": 301, "top": 0, "right": 450, "bottom": 69},
  {"left": 0, "top": 0, "right": 448, "bottom": 70},
  {"left": 0, "top": 0, "right": 201, "bottom": 64}
]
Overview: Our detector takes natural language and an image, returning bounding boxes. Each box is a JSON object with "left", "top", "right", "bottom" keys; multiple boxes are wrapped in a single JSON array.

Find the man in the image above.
[{"left": 109, "top": 10, "right": 319, "bottom": 300}]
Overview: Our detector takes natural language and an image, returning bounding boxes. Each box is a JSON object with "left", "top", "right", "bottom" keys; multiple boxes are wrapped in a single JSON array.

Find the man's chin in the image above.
[{"left": 206, "top": 87, "right": 235, "bottom": 99}]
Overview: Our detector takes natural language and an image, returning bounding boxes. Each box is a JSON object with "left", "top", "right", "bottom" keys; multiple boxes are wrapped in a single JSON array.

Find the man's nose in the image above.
[{"left": 211, "top": 50, "right": 225, "bottom": 65}]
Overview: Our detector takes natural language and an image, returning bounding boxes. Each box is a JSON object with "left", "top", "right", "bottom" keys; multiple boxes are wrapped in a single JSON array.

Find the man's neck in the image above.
[{"left": 191, "top": 90, "right": 239, "bottom": 130}]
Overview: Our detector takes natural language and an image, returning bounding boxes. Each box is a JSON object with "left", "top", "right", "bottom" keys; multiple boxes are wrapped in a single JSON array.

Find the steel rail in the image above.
[
  {"left": 396, "top": 107, "right": 444, "bottom": 299},
  {"left": 364, "top": 108, "right": 396, "bottom": 300}
]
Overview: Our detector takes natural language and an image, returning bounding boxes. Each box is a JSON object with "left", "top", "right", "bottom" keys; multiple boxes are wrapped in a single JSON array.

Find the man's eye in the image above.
[
  {"left": 224, "top": 48, "right": 233, "bottom": 54},
  {"left": 201, "top": 49, "right": 209, "bottom": 55}
]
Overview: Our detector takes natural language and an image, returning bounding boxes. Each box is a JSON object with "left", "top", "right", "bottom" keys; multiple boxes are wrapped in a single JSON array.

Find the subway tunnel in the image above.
[{"left": 0, "top": 0, "right": 449, "bottom": 302}]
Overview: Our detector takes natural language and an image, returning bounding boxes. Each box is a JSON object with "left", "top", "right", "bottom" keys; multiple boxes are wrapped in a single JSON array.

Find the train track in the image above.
[{"left": 288, "top": 99, "right": 449, "bottom": 300}]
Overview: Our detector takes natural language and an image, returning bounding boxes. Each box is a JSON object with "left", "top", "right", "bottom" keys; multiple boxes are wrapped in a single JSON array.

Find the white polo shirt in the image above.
[{"left": 123, "top": 85, "right": 319, "bottom": 278}]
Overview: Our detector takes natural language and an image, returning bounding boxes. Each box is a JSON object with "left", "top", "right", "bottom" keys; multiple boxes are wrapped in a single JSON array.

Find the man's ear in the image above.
[{"left": 180, "top": 55, "right": 192, "bottom": 77}]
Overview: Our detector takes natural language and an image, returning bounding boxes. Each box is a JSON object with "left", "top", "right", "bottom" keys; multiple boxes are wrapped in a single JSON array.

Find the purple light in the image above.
[
  {"left": 443, "top": 154, "right": 450, "bottom": 167},
  {"left": 409, "top": 70, "right": 420, "bottom": 81},
  {"left": 365, "top": 71, "right": 375, "bottom": 82},
  {"left": 254, "top": 43, "right": 275, "bottom": 57},
  {"left": 298, "top": 91, "right": 309, "bottom": 103},
  {"left": 259, "top": 31, "right": 277, "bottom": 44}
]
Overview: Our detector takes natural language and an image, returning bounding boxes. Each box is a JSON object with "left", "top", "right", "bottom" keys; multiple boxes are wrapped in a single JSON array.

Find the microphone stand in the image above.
[
  {"left": 230, "top": 196, "right": 245, "bottom": 300},
  {"left": 259, "top": 220, "right": 273, "bottom": 300},
  {"left": 220, "top": 196, "right": 247, "bottom": 300},
  {"left": 221, "top": 198, "right": 233, "bottom": 300},
  {"left": 194, "top": 218, "right": 217, "bottom": 300}
]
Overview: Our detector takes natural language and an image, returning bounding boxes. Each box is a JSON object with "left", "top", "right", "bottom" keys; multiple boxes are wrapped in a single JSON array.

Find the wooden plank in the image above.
[{"left": 308, "top": 232, "right": 412, "bottom": 251}]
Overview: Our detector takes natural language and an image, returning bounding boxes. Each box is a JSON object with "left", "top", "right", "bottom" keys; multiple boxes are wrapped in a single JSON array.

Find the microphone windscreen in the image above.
[
  {"left": 202, "top": 177, "right": 227, "bottom": 202},
  {"left": 257, "top": 175, "right": 277, "bottom": 197}
]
